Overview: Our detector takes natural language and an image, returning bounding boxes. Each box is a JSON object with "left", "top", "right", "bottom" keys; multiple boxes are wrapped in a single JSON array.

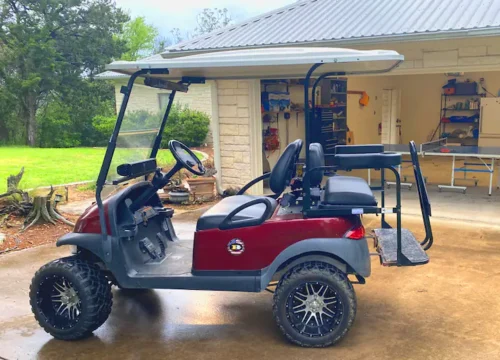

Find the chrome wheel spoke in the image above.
[
  {"left": 305, "top": 283, "right": 312, "bottom": 296},
  {"left": 294, "top": 292, "right": 307, "bottom": 301},
  {"left": 305, "top": 312, "right": 318, "bottom": 326},
  {"left": 292, "top": 303, "right": 306, "bottom": 311},
  {"left": 324, "top": 298, "right": 337, "bottom": 305},
  {"left": 53, "top": 281, "right": 66, "bottom": 293},
  {"left": 55, "top": 302, "right": 65, "bottom": 315},
  {"left": 318, "top": 312, "right": 325, "bottom": 325},
  {"left": 323, "top": 306, "right": 336, "bottom": 317},
  {"left": 301, "top": 310, "right": 311, "bottom": 323}
]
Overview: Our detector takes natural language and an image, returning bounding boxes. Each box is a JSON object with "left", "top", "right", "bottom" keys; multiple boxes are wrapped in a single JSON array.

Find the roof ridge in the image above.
[{"left": 166, "top": 0, "right": 319, "bottom": 53}]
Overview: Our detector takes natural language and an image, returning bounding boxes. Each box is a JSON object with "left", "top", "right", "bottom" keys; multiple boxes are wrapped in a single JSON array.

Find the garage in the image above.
[
  {"left": 154, "top": 0, "right": 500, "bottom": 197},
  {"left": 258, "top": 68, "right": 500, "bottom": 195}
]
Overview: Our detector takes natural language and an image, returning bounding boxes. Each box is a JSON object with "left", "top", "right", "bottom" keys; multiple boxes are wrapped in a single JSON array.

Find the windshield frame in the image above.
[{"left": 94, "top": 69, "right": 185, "bottom": 241}]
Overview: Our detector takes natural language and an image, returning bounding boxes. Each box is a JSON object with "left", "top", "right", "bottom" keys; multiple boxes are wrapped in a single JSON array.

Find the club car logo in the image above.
[{"left": 227, "top": 239, "right": 245, "bottom": 255}]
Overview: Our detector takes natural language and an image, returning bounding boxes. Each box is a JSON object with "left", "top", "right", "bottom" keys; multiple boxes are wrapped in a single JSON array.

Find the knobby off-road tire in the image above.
[
  {"left": 30, "top": 256, "right": 113, "bottom": 340},
  {"left": 273, "top": 261, "right": 357, "bottom": 348}
]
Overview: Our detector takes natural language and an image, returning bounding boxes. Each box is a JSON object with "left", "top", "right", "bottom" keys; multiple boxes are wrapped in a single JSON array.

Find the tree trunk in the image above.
[{"left": 26, "top": 94, "right": 37, "bottom": 147}]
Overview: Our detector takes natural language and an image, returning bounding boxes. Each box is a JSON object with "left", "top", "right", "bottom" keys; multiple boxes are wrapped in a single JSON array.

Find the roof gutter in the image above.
[{"left": 162, "top": 27, "right": 500, "bottom": 58}]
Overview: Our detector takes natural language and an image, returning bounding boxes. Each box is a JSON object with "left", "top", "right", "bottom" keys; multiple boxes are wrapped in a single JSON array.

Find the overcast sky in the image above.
[{"left": 114, "top": 0, "right": 295, "bottom": 38}]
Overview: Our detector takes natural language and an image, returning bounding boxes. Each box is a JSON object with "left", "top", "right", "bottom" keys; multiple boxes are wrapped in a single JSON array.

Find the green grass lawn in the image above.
[{"left": 0, "top": 147, "right": 183, "bottom": 193}]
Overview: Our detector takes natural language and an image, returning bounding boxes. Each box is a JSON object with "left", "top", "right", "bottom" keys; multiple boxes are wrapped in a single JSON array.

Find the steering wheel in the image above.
[{"left": 168, "top": 140, "right": 206, "bottom": 176}]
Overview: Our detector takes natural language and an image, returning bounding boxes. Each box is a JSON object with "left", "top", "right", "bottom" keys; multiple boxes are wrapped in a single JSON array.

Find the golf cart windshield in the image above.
[{"left": 106, "top": 76, "right": 164, "bottom": 183}]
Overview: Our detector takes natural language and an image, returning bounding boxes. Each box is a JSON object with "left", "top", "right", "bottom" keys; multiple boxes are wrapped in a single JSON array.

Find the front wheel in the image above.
[
  {"left": 30, "top": 257, "right": 112, "bottom": 340},
  {"left": 273, "top": 261, "right": 357, "bottom": 348}
]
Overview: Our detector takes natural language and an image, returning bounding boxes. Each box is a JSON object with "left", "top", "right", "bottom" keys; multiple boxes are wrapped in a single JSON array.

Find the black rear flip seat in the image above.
[
  {"left": 321, "top": 176, "right": 377, "bottom": 206},
  {"left": 308, "top": 143, "right": 402, "bottom": 208}
]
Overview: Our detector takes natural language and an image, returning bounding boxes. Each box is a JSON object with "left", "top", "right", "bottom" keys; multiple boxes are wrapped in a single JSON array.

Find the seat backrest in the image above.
[
  {"left": 309, "top": 143, "right": 324, "bottom": 187},
  {"left": 269, "top": 139, "right": 303, "bottom": 195}
]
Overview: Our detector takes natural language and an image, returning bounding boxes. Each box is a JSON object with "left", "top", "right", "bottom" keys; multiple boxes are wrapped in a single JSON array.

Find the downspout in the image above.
[{"left": 210, "top": 80, "right": 224, "bottom": 195}]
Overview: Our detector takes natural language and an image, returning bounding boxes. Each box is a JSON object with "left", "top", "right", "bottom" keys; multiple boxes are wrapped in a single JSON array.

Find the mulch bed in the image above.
[{"left": 0, "top": 213, "right": 78, "bottom": 254}]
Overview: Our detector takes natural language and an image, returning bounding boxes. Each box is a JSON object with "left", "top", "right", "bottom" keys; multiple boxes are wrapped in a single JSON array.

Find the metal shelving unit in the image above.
[
  {"left": 439, "top": 93, "right": 481, "bottom": 145},
  {"left": 311, "top": 78, "right": 348, "bottom": 157}
]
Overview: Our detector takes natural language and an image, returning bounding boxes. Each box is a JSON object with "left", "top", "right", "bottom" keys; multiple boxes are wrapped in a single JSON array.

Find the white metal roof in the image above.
[
  {"left": 166, "top": 0, "right": 500, "bottom": 55},
  {"left": 106, "top": 47, "right": 403, "bottom": 80}
]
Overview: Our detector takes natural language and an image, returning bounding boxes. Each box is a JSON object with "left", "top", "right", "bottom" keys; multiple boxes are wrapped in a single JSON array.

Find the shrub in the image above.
[
  {"left": 91, "top": 115, "right": 116, "bottom": 145},
  {"left": 91, "top": 104, "right": 210, "bottom": 149},
  {"left": 161, "top": 104, "right": 210, "bottom": 147}
]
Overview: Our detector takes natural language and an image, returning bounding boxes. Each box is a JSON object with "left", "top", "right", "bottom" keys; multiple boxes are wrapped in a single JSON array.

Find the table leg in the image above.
[
  {"left": 451, "top": 155, "right": 456, "bottom": 186},
  {"left": 438, "top": 154, "right": 467, "bottom": 193},
  {"left": 497, "top": 161, "right": 500, "bottom": 190},
  {"left": 489, "top": 158, "right": 495, "bottom": 196}
]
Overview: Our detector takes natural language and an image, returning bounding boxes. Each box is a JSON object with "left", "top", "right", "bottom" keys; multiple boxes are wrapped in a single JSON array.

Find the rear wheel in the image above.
[
  {"left": 30, "top": 257, "right": 112, "bottom": 340},
  {"left": 273, "top": 261, "right": 356, "bottom": 348}
]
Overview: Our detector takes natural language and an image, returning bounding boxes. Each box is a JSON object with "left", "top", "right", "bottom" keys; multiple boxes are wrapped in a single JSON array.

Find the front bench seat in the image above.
[
  {"left": 196, "top": 195, "right": 278, "bottom": 231},
  {"left": 196, "top": 139, "right": 302, "bottom": 231}
]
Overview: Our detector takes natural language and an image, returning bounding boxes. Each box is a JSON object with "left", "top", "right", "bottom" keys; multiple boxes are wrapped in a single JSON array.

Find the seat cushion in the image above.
[
  {"left": 333, "top": 153, "right": 401, "bottom": 170},
  {"left": 196, "top": 195, "right": 278, "bottom": 231},
  {"left": 322, "top": 176, "right": 377, "bottom": 206},
  {"left": 309, "top": 143, "right": 325, "bottom": 187}
]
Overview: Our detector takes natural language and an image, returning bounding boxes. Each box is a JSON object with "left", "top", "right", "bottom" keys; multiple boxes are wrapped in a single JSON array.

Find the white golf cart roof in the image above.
[{"left": 106, "top": 47, "right": 403, "bottom": 80}]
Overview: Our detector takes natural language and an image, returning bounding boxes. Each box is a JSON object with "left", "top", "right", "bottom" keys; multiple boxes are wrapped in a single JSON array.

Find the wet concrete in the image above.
[{"left": 1, "top": 212, "right": 500, "bottom": 360}]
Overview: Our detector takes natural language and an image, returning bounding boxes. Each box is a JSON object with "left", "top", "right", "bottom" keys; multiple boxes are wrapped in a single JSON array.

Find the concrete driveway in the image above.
[{"left": 1, "top": 211, "right": 500, "bottom": 360}]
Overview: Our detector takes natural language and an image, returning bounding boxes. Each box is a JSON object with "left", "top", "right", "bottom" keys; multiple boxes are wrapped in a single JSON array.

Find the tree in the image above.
[
  {"left": 37, "top": 79, "right": 115, "bottom": 148},
  {"left": 0, "top": 0, "right": 128, "bottom": 146},
  {"left": 170, "top": 28, "right": 185, "bottom": 44},
  {"left": 153, "top": 35, "right": 172, "bottom": 55},
  {"left": 119, "top": 16, "right": 159, "bottom": 61},
  {"left": 195, "top": 8, "right": 232, "bottom": 35}
]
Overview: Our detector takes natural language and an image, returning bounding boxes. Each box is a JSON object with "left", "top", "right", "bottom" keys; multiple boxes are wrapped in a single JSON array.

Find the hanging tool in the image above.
[
  {"left": 347, "top": 90, "right": 370, "bottom": 107},
  {"left": 397, "top": 118, "right": 402, "bottom": 144},
  {"left": 284, "top": 112, "right": 291, "bottom": 145}
]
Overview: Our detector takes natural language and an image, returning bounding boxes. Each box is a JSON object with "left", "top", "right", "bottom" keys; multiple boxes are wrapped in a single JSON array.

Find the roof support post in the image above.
[
  {"left": 303, "top": 63, "right": 323, "bottom": 213},
  {"left": 150, "top": 89, "right": 178, "bottom": 159}
]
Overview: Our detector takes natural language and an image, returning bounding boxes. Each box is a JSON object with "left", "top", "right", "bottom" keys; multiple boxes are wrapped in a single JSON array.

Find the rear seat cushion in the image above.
[{"left": 322, "top": 176, "right": 377, "bottom": 206}]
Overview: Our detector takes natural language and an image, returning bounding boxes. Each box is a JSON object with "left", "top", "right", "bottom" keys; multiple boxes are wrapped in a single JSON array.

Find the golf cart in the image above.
[{"left": 30, "top": 48, "right": 433, "bottom": 348}]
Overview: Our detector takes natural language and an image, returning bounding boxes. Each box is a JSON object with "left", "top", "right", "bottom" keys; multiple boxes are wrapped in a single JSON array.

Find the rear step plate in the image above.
[{"left": 374, "top": 228, "right": 429, "bottom": 266}]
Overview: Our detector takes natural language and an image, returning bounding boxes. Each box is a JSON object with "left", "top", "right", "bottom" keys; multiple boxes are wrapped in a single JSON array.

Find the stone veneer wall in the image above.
[{"left": 216, "top": 80, "right": 254, "bottom": 190}]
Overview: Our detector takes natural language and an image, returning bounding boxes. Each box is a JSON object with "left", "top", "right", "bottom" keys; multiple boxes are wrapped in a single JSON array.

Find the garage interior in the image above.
[{"left": 260, "top": 72, "right": 500, "bottom": 197}]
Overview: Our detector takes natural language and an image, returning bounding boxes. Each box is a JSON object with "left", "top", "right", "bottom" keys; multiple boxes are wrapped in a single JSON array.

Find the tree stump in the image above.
[
  {"left": 0, "top": 167, "right": 25, "bottom": 199},
  {"left": 22, "top": 187, "right": 74, "bottom": 232},
  {"left": 0, "top": 168, "right": 32, "bottom": 217},
  {"left": 0, "top": 168, "right": 74, "bottom": 231}
]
